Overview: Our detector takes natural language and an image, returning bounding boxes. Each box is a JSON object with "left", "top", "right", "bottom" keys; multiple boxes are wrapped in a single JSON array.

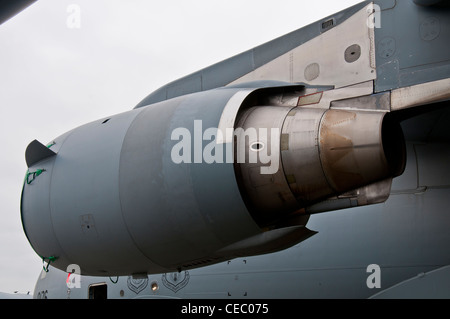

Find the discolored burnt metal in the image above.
[
  {"left": 234, "top": 106, "right": 302, "bottom": 226},
  {"left": 319, "top": 110, "right": 391, "bottom": 192},
  {"left": 234, "top": 104, "right": 406, "bottom": 228}
]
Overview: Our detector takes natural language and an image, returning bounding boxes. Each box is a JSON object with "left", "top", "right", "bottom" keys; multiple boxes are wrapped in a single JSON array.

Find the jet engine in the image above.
[{"left": 21, "top": 82, "right": 405, "bottom": 276}]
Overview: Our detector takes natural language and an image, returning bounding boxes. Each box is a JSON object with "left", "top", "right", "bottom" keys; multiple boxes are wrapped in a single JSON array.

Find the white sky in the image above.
[{"left": 0, "top": 0, "right": 362, "bottom": 294}]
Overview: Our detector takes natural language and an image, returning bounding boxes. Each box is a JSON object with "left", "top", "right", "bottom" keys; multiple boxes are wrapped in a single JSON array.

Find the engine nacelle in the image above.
[{"left": 21, "top": 83, "right": 405, "bottom": 276}]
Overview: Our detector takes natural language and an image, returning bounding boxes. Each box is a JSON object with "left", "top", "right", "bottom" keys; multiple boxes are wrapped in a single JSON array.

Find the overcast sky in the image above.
[{"left": 0, "top": 0, "right": 362, "bottom": 294}]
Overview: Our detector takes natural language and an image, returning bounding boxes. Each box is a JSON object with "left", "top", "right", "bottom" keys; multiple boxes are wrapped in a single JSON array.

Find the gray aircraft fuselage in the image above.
[
  {"left": 33, "top": 105, "right": 450, "bottom": 299},
  {"left": 23, "top": 0, "right": 450, "bottom": 299}
]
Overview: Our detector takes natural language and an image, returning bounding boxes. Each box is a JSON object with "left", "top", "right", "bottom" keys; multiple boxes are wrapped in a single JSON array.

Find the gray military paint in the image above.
[
  {"left": 134, "top": 1, "right": 450, "bottom": 107},
  {"left": 22, "top": 88, "right": 265, "bottom": 275},
  {"left": 32, "top": 106, "right": 450, "bottom": 299},
  {"left": 22, "top": 0, "right": 450, "bottom": 298},
  {"left": 134, "top": 2, "right": 368, "bottom": 108},
  {"left": 374, "top": 0, "right": 450, "bottom": 92}
]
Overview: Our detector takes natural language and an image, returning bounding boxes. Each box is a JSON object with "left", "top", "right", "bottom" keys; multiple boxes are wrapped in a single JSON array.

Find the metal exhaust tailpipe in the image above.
[{"left": 235, "top": 107, "right": 406, "bottom": 226}]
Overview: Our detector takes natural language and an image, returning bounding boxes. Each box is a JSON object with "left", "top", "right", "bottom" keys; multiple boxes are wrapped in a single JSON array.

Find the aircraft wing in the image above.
[
  {"left": 20, "top": 0, "right": 450, "bottom": 284},
  {"left": 0, "top": 0, "right": 37, "bottom": 25},
  {"left": 135, "top": 1, "right": 450, "bottom": 111},
  {"left": 135, "top": 2, "right": 369, "bottom": 107}
]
